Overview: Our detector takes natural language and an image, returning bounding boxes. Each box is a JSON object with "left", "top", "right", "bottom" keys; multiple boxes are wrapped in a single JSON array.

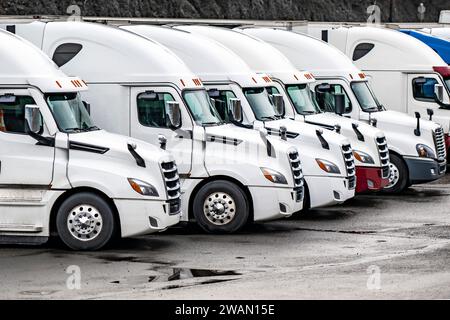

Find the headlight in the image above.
[
  {"left": 316, "top": 159, "right": 341, "bottom": 174},
  {"left": 353, "top": 150, "right": 375, "bottom": 164},
  {"left": 128, "top": 178, "right": 159, "bottom": 196},
  {"left": 416, "top": 144, "right": 436, "bottom": 159},
  {"left": 260, "top": 168, "right": 288, "bottom": 184}
]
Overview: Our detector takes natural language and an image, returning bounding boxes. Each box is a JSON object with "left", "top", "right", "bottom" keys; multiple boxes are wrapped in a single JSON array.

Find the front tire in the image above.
[
  {"left": 56, "top": 192, "right": 116, "bottom": 251},
  {"left": 383, "top": 154, "right": 408, "bottom": 193},
  {"left": 192, "top": 180, "right": 249, "bottom": 233}
]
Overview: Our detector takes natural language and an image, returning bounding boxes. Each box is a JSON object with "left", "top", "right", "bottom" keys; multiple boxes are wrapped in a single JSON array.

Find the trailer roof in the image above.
[
  {"left": 122, "top": 25, "right": 267, "bottom": 87},
  {"left": 240, "top": 27, "right": 364, "bottom": 82},
  {"left": 24, "top": 21, "right": 201, "bottom": 87},
  {"left": 175, "top": 25, "right": 313, "bottom": 86},
  {"left": 0, "top": 28, "right": 85, "bottom": 92}
]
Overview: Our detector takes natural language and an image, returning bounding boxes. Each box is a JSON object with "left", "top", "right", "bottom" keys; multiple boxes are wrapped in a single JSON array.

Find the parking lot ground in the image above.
[{"left": 1, "top": 174, "right": 450, "bottom": 299}]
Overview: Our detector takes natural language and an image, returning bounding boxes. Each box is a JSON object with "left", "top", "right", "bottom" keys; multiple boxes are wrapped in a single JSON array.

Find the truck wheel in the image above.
[
  {"left": 383, "top": 154, "right": 408, "bottom": 193},
  {"left": 56, "top": 192, "right": 116, "bottom": 251},
  {"left": 193, "top": 180, "right": 249, "bottom": 233}
]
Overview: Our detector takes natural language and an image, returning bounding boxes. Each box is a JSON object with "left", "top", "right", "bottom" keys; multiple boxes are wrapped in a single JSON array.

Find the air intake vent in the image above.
[
  {"left": 160, "top": 161, "right": 181, "bottom": 215},
  {"left": 434, "top": 127, "right": 447, "bottom": 174},
  {"left": 288, "top": 150, "right": 304, "bottom": 202},
  {"left": 376, "top": 136, "right": 390, "bottom": 179},
  {"left": 342, "top": 144, "right": 356, "bottom": 190}
]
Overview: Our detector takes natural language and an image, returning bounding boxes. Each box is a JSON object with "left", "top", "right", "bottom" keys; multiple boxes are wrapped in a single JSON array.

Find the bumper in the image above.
[
  {"left": 114, "top": 199, "right": 181, "bottom": 238},
  {"left": 305, "top": 175, "right": 355, "bottom": 209},
  {"left": 249, "top": 186, "right": 303, "bottom": 222},
  {"left": 355, "top": 166, "right": 390, "bottom": 193},
  {"left": 404, "top": 156, "right": 446, "bottom": 185}
]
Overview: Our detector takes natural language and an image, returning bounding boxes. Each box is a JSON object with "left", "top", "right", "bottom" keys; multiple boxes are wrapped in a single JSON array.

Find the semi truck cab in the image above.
[{"left": 0, "top": 29, "right": 181, "bottom": 250}]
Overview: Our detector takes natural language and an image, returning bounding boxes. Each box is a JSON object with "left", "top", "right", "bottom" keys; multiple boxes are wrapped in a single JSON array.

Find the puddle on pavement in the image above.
[
  {"left": 167, "top": 268, "right": 241, "bottom": 281},
  {"left": 108, "top": 267, "right": 242, "bottom": 285}
]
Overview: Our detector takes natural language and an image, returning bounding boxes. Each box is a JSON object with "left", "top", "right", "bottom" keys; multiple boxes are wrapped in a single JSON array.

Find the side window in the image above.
[
  {"left": 315, "top": 84, "right": 352, "bottom": 113},
  {"left": 353, "top": 43, "right": 375, "bottom": 61},
  {"left": 412, "top": 77, "right": 438, "bottom": 102},
  {"left": 0, "top": 95, "right": 41, "bottom": 134},
  {"left": 208, "top": 90, "right": 236, "bottom": 122},
  {"left": 52, "top": 43, "right": 83, "bottom": 67},
  {"left": 136, "top": 92, "right": 175, "bottom": 128}
]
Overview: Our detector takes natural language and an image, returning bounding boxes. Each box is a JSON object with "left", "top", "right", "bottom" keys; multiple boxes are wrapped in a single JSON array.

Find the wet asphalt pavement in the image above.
[{"left": 1, "top": 174, "right": 450, "bottom": 300}]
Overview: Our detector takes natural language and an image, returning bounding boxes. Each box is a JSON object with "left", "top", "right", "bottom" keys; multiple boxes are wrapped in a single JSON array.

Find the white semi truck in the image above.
[
  {"left": 249, "top": 27, "right": 447, "bottom": 193},
  {"left": 180, "top": 25, "right": 390, "bottom": 194},
  {"left": 3, "top": 21, "right": 305, "bottom": 233},
  {"left": 0, "top": 29, "right": 181, "bottom": 250},
  {"left": 305, "top": 26, "right": 450, "bottom": 157},
  {"left": 124, "top": 25, "right": 357, "bottom": 209}
]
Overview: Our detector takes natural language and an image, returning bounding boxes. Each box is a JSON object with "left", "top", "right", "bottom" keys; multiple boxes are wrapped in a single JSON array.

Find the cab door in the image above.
[
  {"left": 130, "top": 86, "right": 193, "bottom": 175},
  {"left": 0, "top": 89, "right": 55, "bottom": 233},
  {"left": 407, "top": 74, "right": 450, "bottom": 129}
]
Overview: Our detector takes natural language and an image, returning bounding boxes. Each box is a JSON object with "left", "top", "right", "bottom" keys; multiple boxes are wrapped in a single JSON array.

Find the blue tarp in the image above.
[{"left": 400, "top": 29, "right": 450, "bottom": 65}]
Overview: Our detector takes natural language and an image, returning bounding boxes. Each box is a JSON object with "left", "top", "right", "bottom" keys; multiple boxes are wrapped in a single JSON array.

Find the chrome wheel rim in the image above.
[
  {"left": 67, "top": 204, "right": 103, "bottom": 241},
  {"left": 203, "top": 192, "right": 236, "bottom": 226},
  {"left": 385, "top": 162, "right": 400, "bottom": 189}
]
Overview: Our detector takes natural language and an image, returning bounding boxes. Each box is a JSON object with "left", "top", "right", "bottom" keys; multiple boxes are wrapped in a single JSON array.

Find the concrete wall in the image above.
[{"left": 0, "top": 0, "right": 448, "bottom": 22}]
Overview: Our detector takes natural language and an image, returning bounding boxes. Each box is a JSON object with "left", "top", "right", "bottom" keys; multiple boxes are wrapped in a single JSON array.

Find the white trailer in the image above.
[
  {"left": 181, "top": 25, "right": 390, "bottom": 194},
  {"left": 0, "top": 29, "right": 181, "bottom": 250},
  {"left": 124, "top": 25, "right": 357, "bottom": 209},
  {"left": 305, "top": 26, "right": 450, "bottom": 157},
  {"left": 249, "top": 27, "right": 447, "bottom": 193},
  {"left": 3, "top": 21, "right": 305, "bottom": 233}
]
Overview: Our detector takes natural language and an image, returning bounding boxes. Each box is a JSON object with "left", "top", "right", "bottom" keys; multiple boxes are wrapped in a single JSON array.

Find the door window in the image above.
[
  {"left": 0, "top": 95, "right": 41, "bottom": 134},
  {"left": 314, "top": 84, "right": 352, "bottom": 113},
  {"left": 136, "top": 92, "right": 175, "bottom": 128},
  {"left": 412, "top": 77, "right": 438, "bottom": 102},
  {"left": 208, "top": 90, "right": 237, "bottom": 122}
]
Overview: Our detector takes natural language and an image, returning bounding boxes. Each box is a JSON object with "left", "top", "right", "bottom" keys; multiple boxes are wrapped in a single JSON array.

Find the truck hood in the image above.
[
  {"left": 303, "top": 113, "right": 385, "bottom": 167},
  {"left": 368, "top": 110, "right": 441, "bottom": 156},
  {"left": 304, "top": 112, "right": 384, "bottom": 140},
  {"left": 371, "top": 110, "right": 440, "bottom": 133},
  {"left": 68, "top": 129, "right": 174, "bottom": 166}
]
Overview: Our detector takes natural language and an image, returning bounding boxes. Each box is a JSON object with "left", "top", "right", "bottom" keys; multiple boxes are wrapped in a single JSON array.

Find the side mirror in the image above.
[
  {"left": 272, "top": 94, "right": 285, "bottom": 116},
  {"left": 24, "top": 104, "right": 42, "bottom": 133},
  {"left": 334, "top": 93, "right": 346, "bottom": 116},
  {"left": 435, "top": 84, "right": 444, "bottom": 103},
  {"left": 165, "top": 101, "right": 182, "bottom": 129},
  {"left": 82, "top": 101, "right": 91, "bottom": 115},
  {"left": 229, "top": 98, "right": 243, "bottom": 123}
]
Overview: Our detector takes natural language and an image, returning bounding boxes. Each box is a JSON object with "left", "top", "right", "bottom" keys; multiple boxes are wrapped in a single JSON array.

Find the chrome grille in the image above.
[
  {"left": 376, "top": 136, "right": 391, "bottom": 179},
  {"left": 342, "top": 144, "right": 356, "bottom": 190},
  {"left": 288, "top": 150, "right": 304, "bottom": 202},
  {"left": 160, "top": 161, "right": 181, "bottom": 215},
  {"left": 434, "top": 127, "right": 447, "bottom": 174}
]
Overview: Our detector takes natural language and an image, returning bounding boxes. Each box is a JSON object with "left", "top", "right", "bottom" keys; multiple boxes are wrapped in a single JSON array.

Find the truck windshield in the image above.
[
  {"left": 445, "top": 78, "right": 450, "bottom": 92},
  {"left": 243, "top": 87, "right": 280, "bottom": 121},
  {"left": 183, "top": 90, "right": 223, "bottom": 126},
  {"left": 286, "top": 84, "right": 321, "bottom": 115},
  {"left": 351, "top": 82, "right": 381, "bottom": 112},
  {"left": 46, "top": 93, "right": 98, "bottom": 133}
]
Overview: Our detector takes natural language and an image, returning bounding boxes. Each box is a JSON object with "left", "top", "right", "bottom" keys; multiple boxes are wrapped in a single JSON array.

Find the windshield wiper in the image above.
[
  {"left": 300, "top": 111, "right": 317, "bottom": 115},
  {"left": 202, "top": 122, "right": 222, "bottom": 126},
  {"left": 64, "top": 127, "right": 83, "bottom": 133},
  {"left": 84, "top": 125, "right": 101, "bottom": 131},
  {"left": 260, "top": 116, "right": 278, "bottom": 121}
]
